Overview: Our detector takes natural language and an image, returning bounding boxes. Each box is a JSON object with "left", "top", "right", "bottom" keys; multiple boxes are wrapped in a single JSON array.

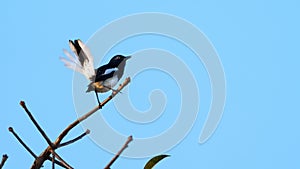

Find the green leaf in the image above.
[{"left": 144, "top": 154, "right": 170, "bottom": 169}]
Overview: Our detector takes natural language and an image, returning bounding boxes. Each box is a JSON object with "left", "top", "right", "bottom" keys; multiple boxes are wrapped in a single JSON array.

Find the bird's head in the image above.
[{"left": 109, "top": 55, "right": 131, "bottom": 67}]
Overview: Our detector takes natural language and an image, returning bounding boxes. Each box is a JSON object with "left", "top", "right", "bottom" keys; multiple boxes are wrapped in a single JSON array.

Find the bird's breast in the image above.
[{"left": 93, "top": 75, "right": 119, "bottom": 93}]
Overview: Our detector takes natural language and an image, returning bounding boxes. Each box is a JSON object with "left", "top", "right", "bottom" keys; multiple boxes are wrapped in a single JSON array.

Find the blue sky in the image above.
[{"left": 1, "top": 0, "right": 300, "bottom": 168}]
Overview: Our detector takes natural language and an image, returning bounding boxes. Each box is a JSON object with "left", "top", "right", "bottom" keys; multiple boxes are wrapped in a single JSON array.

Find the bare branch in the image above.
[
  {"left": 30, "top": 77, "right": 131, "bottom": 169},
  {"left": 104, "top": 135, "right": 133, "bottom": 169},
  {"left": 0, "top": 154, "right": 8, "bottom": 169},
  {"left": 58, "top": 129, "right": 90, "bottom": 148},
  {"left": 99, "top": 77, "right": 131, "bottom": 109},
  {"left": 52, "top": 154, "right": 55, "bottom": 169},
  {"left": 8, "top": 127, "right": 67, "bottom": 168},
  {"left": 48, "top": 157, "right": 67, "bottom": 169},
  {"left": 8, "top": 127, "right": 37, "bottom": 158},
  {"left": 19, "top": 102, "right": 72, "bottom": 169},
  {"left": 20, "top": 101, "right": 54, "bottom": 148},
  {"left": 50, "top": 151, "right": 73, "bottom": 169},
  {"left": 54, "top": 77, "right": 130, "bottom": 146}
]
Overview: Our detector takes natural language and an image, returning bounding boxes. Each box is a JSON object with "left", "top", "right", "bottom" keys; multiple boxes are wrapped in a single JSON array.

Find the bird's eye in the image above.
[{"left": 116, "top": 56, "right": 120, "bottom": 60}]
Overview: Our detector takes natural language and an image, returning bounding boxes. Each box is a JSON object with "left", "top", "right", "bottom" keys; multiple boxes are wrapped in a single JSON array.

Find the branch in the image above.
[
  {"left": 30, "top": 77, "right": 131, "bottom": 169},
  {"left": 8, "top": 127, "right": 67, "bottom": 168},
  {"left": 58, "top": 129, "right": 90, "bottom": 148},
  {"left": 99, "top": 77, "right": 131, "bottom": 109},
  {"left": 0, "top": 154, "right": 8, "bottom": 169},
  {"left": 104, "top": 135, "right": 133, "bottom": 169},
  {"left": 47, "top": 157, "right": 67, "bottom": 168},
  {"left": 55, "top": 77, "right": 130, "bottom": 146},
  {"left": 50, "top": 151, "right": 73, "bottom": 169},
  {"left": 52, "top": 154, "right": 55, "bottom": 169},
  {"left": 8, "top": 127, "right": 37, "bottom": 158},
  {"left": 31, "top": 147, "right": 70, "bottom": 169},
  {"left": 48, "top": 157, "right": 67, "bottom": 168},
  {"left": 20, "top": 101, "right": 54, "bottom": 148},
  {"left": 19, "top": 102, "right": 73, "bottom": 169}
]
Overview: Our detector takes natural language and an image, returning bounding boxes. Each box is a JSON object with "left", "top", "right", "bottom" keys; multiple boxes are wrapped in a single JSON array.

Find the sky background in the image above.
[{"left": 1, "top": 0, "right": 300, "bottom": 168}]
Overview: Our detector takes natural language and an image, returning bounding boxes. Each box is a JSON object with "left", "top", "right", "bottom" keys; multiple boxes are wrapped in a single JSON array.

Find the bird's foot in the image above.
[
  {"left": 98, "top": 103, "right": 103, "bottom": 109},
  {"left": 111, "top": 88, "right": 121, "bottom": 94}
]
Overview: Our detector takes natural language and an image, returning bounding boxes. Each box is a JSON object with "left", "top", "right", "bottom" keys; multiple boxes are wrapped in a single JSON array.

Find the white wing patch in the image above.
[{"left": 103, "top": 68, "right": 118, "bottom": 75}]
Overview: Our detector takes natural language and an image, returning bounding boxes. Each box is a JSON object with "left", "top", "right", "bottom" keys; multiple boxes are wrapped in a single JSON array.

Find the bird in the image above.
[{"left": 60, "top": 39, "right": 131, "bottom": 108}]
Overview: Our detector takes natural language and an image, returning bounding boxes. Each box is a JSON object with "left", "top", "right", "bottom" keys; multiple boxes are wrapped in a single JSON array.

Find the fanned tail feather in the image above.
[
  {"left": 59, "top": 57, "right": 83, "bottom": 74},
  {"left": 60, "top": 39, "right": 96, "bottom": 80}
]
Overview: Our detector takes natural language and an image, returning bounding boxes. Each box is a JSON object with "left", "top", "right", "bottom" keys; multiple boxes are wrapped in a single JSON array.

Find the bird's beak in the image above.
[{"left": 125, "top": 56, "right": 132, "bottom": 60}]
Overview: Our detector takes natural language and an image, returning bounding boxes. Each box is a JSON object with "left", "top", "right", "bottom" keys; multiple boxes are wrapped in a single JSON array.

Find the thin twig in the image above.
[
  {"left": 32, "top": 147, "right": 69, "bottom": 169},
  {"left": 20, "top": 102, "right": 73, "bottom": 169},
  {"left": 58, "top": 129, "right": 90, "bottom": 148},
  {"left": 8, "top": 127, "right": 37, "bottom": 158},
  {"left": 20, "top": 101, "right": 54, "bottom": 148},
  {"left": 51, "top": 150, "right": 73, "bottom": 169},
  {"left": 104, "top": 135, "right": 133, "bottom": 169},
  {"left": 52, "top": 154, "right": 55, "bottom": 169},
  {"left": 55, "top": 77, "right": 130, "bottom": 146},
  {"left": 48, "top": 157, "right": 67, "bottom": 169},
  {"left": 0, "top": 154, "right": 8, "bottom": 169},
  {"left": 30, "top": 77, "right": 131, "bottom": 169},
  {"left": 8, "top": 127, "right": 67, "bottom": 168}
]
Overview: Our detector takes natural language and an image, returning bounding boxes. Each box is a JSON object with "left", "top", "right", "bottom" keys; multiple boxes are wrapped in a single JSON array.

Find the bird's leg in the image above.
[{"left": 94, "top": 90, "right": 102, "bottom": 109}]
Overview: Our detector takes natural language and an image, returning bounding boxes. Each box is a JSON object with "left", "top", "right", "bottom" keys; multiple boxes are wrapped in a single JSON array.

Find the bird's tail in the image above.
[
  {"left": 60, "top": 39, "right": 96, "bottom": 81},
  {"left": 86, "top": 82, "right": 94, "bottom": 93}
]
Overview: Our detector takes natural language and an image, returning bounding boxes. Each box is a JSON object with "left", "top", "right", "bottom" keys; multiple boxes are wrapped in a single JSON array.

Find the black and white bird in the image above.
[{"left": 60, "top": 39, "right": 131, "bottom": 108}]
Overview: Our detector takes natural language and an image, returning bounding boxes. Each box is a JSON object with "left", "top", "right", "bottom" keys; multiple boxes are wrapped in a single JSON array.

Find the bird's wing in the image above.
[
  {"left": 60, "top": 39, "right": 96, "bottom": 80},
  {"left": 95, "top": 64, "right": 107, "bottom": 75},
  {"left": 94, "top": 66, "right": 118, "bottom": 82},
  {"left": 95, "top": 71, "right": 116, "bottom": 82}
]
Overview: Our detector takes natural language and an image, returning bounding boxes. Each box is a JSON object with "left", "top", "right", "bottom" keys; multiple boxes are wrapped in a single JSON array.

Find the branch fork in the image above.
[{"left": 9, "top": 77, "right": 131, "bottom": 169}]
